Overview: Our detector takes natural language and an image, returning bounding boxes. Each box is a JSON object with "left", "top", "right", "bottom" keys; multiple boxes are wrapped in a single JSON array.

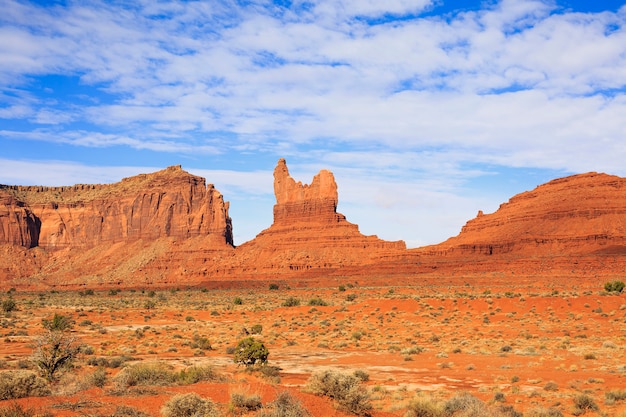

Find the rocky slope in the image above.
[{"left": 1, "top": 162, "right": 626, "bottom": 290}]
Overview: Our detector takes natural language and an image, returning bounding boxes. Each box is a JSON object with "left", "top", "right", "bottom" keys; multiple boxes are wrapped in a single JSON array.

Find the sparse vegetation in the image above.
[{"left": 113, "top": 362, "right": 220, "bottom": 390}]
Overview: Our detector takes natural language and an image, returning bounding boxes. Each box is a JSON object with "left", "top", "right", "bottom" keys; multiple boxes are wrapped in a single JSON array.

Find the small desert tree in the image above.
[
  {"left": 32, "top": 314, "right": 80, "bottom": 381},
  {"left": 233, "top": 337, "right": 269, "bottom": 367}
]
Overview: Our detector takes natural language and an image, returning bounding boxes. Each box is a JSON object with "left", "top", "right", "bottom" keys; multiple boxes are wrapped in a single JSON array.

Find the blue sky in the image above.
[{"left": 2, "top": 0, "right": 626, "bottom": 247}]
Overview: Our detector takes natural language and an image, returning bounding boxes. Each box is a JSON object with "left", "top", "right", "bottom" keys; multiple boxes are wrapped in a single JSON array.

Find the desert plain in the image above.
[{"left": 1, "top": 274, "right": 625, "bottom": 417}]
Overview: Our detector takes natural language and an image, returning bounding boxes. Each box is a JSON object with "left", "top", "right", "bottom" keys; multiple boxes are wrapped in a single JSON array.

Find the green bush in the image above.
[
  {"left": 269, "top": 284, "right": 279, "bottom": 290},
  {"left": 308, "top": 297, "right": 327, "bottom": 306},
  {"left": 282, "top": 297, "right": 300, "bottom": 307},
  {"left": 250, "top": 324, "right": 263, "bottom": 335},
  {"left": 161, "top": 392, "right": 220, "bottom": 417},
  {"left": 0, "top": 370, "right": 50, "bottom": 400},
  {"left": 306, "top": 370, "right": 371, "bottom": 415},
  {"left": 604, "top": 280, "right": 625, "bottom": 293},
  {"left": 233, "top": 297, "right": 243, "bottom": 305},
  {"left": 258, "top": 391, "right": 311, "bottom": 417},
  {"left": 41, "top": 313, "right": 72, "bottom": 331},
  {"left": 233, "top": 337, "right": 269, "bottom": 367}
]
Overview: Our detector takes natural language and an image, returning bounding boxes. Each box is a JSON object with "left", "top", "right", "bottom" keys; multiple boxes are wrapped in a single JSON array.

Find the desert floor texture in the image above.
[{"left": 1, "top": 276, "right": 625, "bottom": 417}]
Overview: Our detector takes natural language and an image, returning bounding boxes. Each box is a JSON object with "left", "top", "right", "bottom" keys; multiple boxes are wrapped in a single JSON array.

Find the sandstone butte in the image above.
[{"left": 1, "top": 160, "right": 626, "bottom": 290}]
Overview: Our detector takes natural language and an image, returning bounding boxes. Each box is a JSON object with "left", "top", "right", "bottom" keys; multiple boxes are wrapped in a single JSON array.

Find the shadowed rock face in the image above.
[{"left": 0, "top": 166, "right": 233, "bottom": 250}]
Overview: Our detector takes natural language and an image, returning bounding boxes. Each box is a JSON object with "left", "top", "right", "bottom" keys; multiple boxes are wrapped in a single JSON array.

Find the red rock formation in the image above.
[
  {"left": 3, "top": 162, "right": 626, "bottom": 290},
  {"left": 226, "top": 159, "right": 406, "bottom": 278},
  {"left": 0, "top": 166, "right": 233, "bottom": 250},
  {"left": 429, "top": 172, "right": 626, "bottom": 256}
]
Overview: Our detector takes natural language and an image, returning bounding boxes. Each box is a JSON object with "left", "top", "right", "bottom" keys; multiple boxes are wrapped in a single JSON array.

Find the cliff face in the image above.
[
  {"left": 0, "top": 192, "right": 40, "bottom": 248},
  {"left": 0, "top": 166, "right": 233, "bottom": 250}
]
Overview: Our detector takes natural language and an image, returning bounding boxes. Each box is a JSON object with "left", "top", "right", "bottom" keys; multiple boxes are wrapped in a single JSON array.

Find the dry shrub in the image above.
[
  {"left": 230, "top": 391, "right": 262, "bottom": 411},
  {"left": 0, "top": 370, "right": 50, "bottom": 400},
  {"left": 113, "top": 362, "right": 221, "bottom": 393},
  {"left": 306, "top": 369, "right": 371, "bottom": 415},
  {"left": 0, "top": 403, "right": 53, "bottom": 417},
  {"left": 257, "top": 391, "right": 311, "bottom": 417},
  {"left": 524, "top": 407, "right": 564, "bottom": 417},
  {"left": 161, "top": 392, "right": 220, "bottom": 417},
  {"left": 31, "top": 329, "right": 81, "bottom": 381},
  {"left": 177, "top": 364, "right": 221, "bottom": 384},
  {"left": 405, "top": 397, "right": 444, "bottom": 417},
  {"left": 606, "top": 389, "right": 626, "bottom": 404},
  {"left": 572, "top": 394, "right": 598, "bottom": 415},
  {"left": 438, "top": 392, "right": 519, "bottom": 417},
  {"left": 111, "top": 405, "right": 151, "bottom": 417},
  {"left": 114, "top": 361, "right": 176, "bottom": 388}
]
